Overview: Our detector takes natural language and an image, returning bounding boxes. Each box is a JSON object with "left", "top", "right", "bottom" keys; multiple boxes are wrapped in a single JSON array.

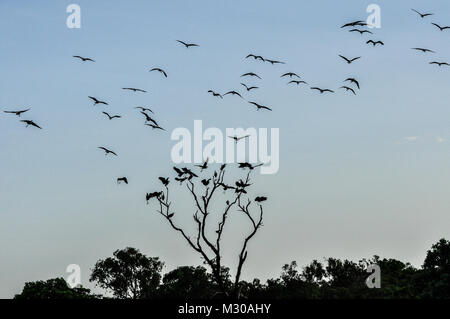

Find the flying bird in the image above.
[
  {"left": 288, "top": 80, "right": 308, "bottom": 85},
  {"left": 149, "top": 68, "right": 167, "bottom": 77},
  {"left": 245, "top": 54, "right": 265, "bottom": 61},
  {"left": 3, "top": 109, "right": 30, "bottom": 117},
  {"left": 311, "top": 87, "right": 334, "bottom": 94},
  {"left": 238, "top": 162, "right": 263, "bottom": 170},
  {"left": 146, "top": 123, "right": 165, "bottom": 131},
  {"left": 176, "top": 40, "right": 199, "bottom": 48},
  {"left": 207, "top": 90, "right": 223, "bottom": 98},
  {"left": 122, "top": 87, "right": 147, "bottom": 93},
  {"left": 88, "top": 96, "right": 108, "bottom": 106},
  {"left": 241, "top": 83, "right": 259, "bottom": 91},
  {"left": 20, "top": 120, "right": 42, "bottom": 129},
  {"left": 195, "top": 158, "right": 209, "bottom": 171},
  {"left": 339, "top": 55, "right": 361, "bottom": 64},
  {"left": 248, "top": 101, "right": 272, "bottom": 111},
  {"left": 431, "top": 23, "right": 450, "bottom": 31},
  {"left": 159, "top": 177, "right": 169, "bottom": 186},
  {"left": 266, "top": 59, "right": 285, "bottom": 65},
  {"left": 411, "top": 9, "right": 433, "bottom": 18},
  {"left": 73, "top": 55, "right": 95, "bottom": 62},
  {"left": 224, "top": 91, "right": 243, "bottom": 98},
  {"left": 339, "top": 86, "right": 356, "bottom": 95},
  {"left": 117, "top": 177, "right": 128, "bottom": 184},
  {"left": 228, "top": 135, "right": 250, "bottom": 143},
  {"left": 141, "top": 112, "right": 158, "bottom": 126},
  {"left": 341, "top": 20, "right": 366, "bottom": 28},
  {"left": 281, "top": 72, "right": 300, "bottom": 78},
  {"left": 135, "top": 106, "right": 153, "bottom": 113},
  {"left": 102, "top": 112, "right": 121, "bottom": 120},
  {"left": 367, "top": 40, "right": 384, "bottom": 46},
  {"left": 412, "top": 47, "right": 435, "bottom": 53},
  {"left": 344, "top": 78, "right": 360, "bottom": 89},
  {"left": 349, "top": 29, "right": 373, "bottom": 35},
  {"left": 98, "top": 147, "right": 117, "bottom": 156},
  {"left": 241, "top": 72, "right": 262, "bottom": 79},
  {"left": 429, "top": 61, "right": 450, "bottom": 67}
]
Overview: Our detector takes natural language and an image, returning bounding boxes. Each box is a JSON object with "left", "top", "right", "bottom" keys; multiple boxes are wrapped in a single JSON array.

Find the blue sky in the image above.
[{"left": 1, "top": 0, "right": 450, "bottom": 297}]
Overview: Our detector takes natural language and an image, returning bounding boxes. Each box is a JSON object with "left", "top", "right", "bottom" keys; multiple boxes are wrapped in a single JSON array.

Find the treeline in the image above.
[{"left": 14, "top": 238, "right": 450, "bottom": 299}]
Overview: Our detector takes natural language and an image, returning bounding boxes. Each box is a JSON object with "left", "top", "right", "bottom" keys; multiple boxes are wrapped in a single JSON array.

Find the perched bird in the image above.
[
  {"left": 281, "top": 72, "right": 300, "bottom": 78},
  {"left": 135, "top": 106, "right": 153, "bottom": 113},
  {"left": 117, "top": 177, "right": 128, "bottom": 184},
  {"left": 122, "top": 87, "right": 147, "bottom": 93},
  {"left": 98, "top": 147, "right": 117, "bottom": 156},
  {"left": 102, "top": 112, "right": 121, "bottom": 120},
  {"left": 241, "top": 72, "right": 262, "bottom": 79},
  {"left": 220, "top": 164, "right": 226, "bottom": 171},
  {"left": 255, "top": 196, "right": 268, "bottom": 203},
  {"left": 431, "top": 23, "right": 450, "bottom": 31},
  {"left": 73, "top": 55, "right": 95, "bottom": 62},
  {"left": 176, "top": 40, "right": 199, "bottom": 48},
  {"left": 146, "top": 123, "right": 165, "bottom": 131},
  {"left": 141, "top": 112, "right": 158, "bottom": 126},
  {"left": 349, "top": 29, "right": 373, "bottom": 35},
  {"left": 201, "top": 179, "right": 211, "bottom": 186},
  {"left": 367, "top": 40, "right": 384, "bottom": 46},
  {"left": 344, "top": 78, "right": 360, "bottom": 89},
  {"left": 266, "top": 59, "right": 285, "bottom": 65},
  {"left": 149, "top": 68, "right": 168, "bottom": 77},
  {"left": 167, "top": 213, "right": 175, "bottom": 218},
  {"left": 429, "top": 61, "right": 450, "bottom": 67},
  {"left": 159, "top": 177, "right": 169, "bottom": 186},
  {"left": 228, "top": 135, "right": 250, "bottom": 143},
  {"left": 288, "top": 80, "right": 308, "bottom": 85},
  {"left": 238, "top": 162, "right": 263, "bottom": 170},
  {"left": 241, "top": 83, "right": 259, "bottom": 91},
  {"left": 339, "top": 55, "right": 361, "bottom": 64},
  {"left": 21, "top": 120, "right": 42, "bottom": 129},
  {"left": 182, "top": 167, "right": 198, "bottom": 179},
  {"left": 311, "top": 87, "right": 334, "bottom": 94},
  {"left": 207, "top": 90, "right": 223, "bottom": 98},
  {"left": 245, "top": 54, "right": 265, "bottom": 61},
  {"left": 175, "top": 177, "right": 188, "bottom": 184},
  {"left": 412, "top": 47, "right": 435, "bottom": 53},
  {"left": 411, "top": 9, "right": 433, "bottom": 18},
  {"left": 146, "top": 191, "right": 162, "bottom": 203},
  {"left": 339, "top": 86, "right": 356, "bottom": 95},
  {"left": 173, "top": 166, "right": 185, "bottom": 177},
  {"left": 236, "top": 179, "right": 251, "bottom": 188},
  {"left": 88, "top": 96, "right": 108, "bottom": 105},
  {"left": 196, "top": 158, "right": 209, "bottom": 171},
  {"left": 224, "top": 91, "right": 243, "bottom": 98},
  {"left": 248, "top": 101, "right": 272, "bottom": 111},
  {"left": 3, "top": 109, "right": 30, "bottom": 117}
]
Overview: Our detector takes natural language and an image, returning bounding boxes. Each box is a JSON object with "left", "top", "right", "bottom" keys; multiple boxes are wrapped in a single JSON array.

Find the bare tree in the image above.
[{"left": 146, "top": 163, "right": 266, "bottom": 298}]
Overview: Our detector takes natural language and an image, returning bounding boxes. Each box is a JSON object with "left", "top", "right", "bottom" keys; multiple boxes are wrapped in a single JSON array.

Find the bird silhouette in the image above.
[
  {"left": 236, "top": 179, "right": 251, "bottom": 188},
  {"left": 182, "top": 167, "right": 198, "bottom": 179},
  {"left": 73, "top": 55, "right": 95, "bottom": 62},
  {"left": 238, "top": 162, "right": 263, "bottom": 170},
  {"left": 208, "top": 90, "right": 223, "bottom": 98},
  {"left": 245, "top": 54, "right": 265, "bottom": 61},
  {"left": 255, "top": 196, "right": 268, "bottom": 203},
  {"left": 117, "top": 177, "right": 128, "bottom": 184},
  {"left": 288, "top": 80, "right": 308, "bottom": 85},
  {"left": 149, "top": 68, "right": 168, "bottom": 77},
  {"left": 4, "top": 109, "right": 30, "bottom": 117},
  {"left": 201, "top": 179, "right": 211, "bottom": 186},
  {"left": 412, "top": 47, "right": 435, "bottom": 53},
  {"left": 344, "top": 78, "right": 360, "bottom": 89},
  {"left": 159, "top": 177, "right": 169, "bottom": 186},
  {"left": 135, "top": 107, "right": 153, "bottom": 113},
  {"left": 195, "top": 158, "right": 209, "bottom": 171},
  {"left": 241, "top": 83, "right": 259, "bottom": 91},
  {"left": 122, "top": 87, "right": 147, "bottom": 93},
  {"left": 21, "top": 120, "right": 42, "bottom": 129},
  {"left": 367, "top": 40, "right": 384, "bottom": 46},
  {"left": 429, "top": 61, "right": 450, "bottom": 67},
  {"left": 102, "top": 112, "right": 121, "bottom": 120},
  {"left": 411, "top": 9, "right": 433, "bottom": 18},
  {"left": 311, "top": 87, "right": 334, "bottom": 94},
  {"left": 431, "top": 23, "right": 450, "bottom": 31},
  {"left": 281, "top": 72, "right": 300, "bottom": 78},
  {"left": 339, "top": 55, "right": 361, "bottom": 64},
  {"left": 224, "top": 91, "right": 243, "bottom": 98},
  {"left": 146, "top": 191, "right": 162, "bottom": 203},
  {"left": 88, "top": 96, "right": 108, "bottom": 105},
  {"left": 141, "top": 112, "right": 158, "bottom": 126},
  {"left": 341, "top": 20, "right": 366, "bottom": 28},
  {"left": 173, "top": 167, "right": 184, "bottom": 177},
  {"left": 241, "top": 72, "right": 262, "bottom": 79},
  {"left": 176, "top": 40, "right": 199, "bottom": 48},
  {"left": 146, "top": 123, "right": 165, "bottom": 131},
  {"left": 98, "top": 147, "right": 117, "bottom": 156},
  {"left": 349, "top": 29, "right": 373, "bottom": 35},
  {"left": 248, "top": 101, "right": 272, "bottom": 111},
  {"left": 339, "top": 86, "right": 356, "bottom": 95},
  {"left": 228, "top": 135, "right": 250, "bottom": 143},
  {"left": 266, "top": 59, "right": 285, "bottom": 65}
]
